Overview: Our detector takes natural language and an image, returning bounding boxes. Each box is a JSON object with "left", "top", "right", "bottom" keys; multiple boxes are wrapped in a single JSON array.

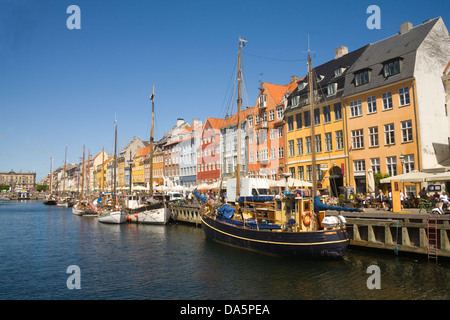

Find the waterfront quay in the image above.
[
  {"left": 170, "top": 201, "right": 450, "bottom": 260},
  {"left": 327, "top": 208, "right": 450, "bottom": 259}
]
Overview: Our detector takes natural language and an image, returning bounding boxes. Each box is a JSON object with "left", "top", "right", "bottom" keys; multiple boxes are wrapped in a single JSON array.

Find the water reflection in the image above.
[{"left": 1, "top": 201, "right": 450, "bottom": 300}]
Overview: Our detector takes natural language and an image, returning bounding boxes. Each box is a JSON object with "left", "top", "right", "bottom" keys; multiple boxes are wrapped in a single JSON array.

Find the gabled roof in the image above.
[
  {"left": 343, "top": 18, "right": 440, "bottom": 97},
  {"left": 285, "top": 44, "right": 368, "bottom": 114}
]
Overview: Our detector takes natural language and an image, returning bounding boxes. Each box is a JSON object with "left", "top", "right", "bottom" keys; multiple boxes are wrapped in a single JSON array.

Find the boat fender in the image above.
[
  {"left": 302, "top": 212, "right": 312, "bottom": 226},
  {"left": 202, "top": 203, "right": 213, "bottom": 215}
]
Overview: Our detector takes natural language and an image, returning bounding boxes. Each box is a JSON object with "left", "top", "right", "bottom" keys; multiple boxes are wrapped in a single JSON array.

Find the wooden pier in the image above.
[
  {"left": 170, "top": 202, "right": 450, "bottom": 259},
  {"left": 329, "top": 210, "right": 450, "bottom": 259}
]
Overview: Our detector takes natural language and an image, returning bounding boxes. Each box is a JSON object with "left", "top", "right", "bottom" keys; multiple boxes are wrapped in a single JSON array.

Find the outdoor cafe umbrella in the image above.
[{"left": 380, "top": 170, "right": 433, "bottom": 183}]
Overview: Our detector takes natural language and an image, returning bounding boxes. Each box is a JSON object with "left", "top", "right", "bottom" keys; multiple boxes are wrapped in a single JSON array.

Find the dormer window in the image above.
[
  {"left": 259, "top": 94, "right": 266, "bottom": 108},
  {"left": 297, "top": 82, "right": 305, "bottom": 90},
  {"left": 327, "top": 83, "right": 337, "bottom": 96},
  {"left": 291, "top": 95, "right": 298, "bottom": 107},
  {"left": 355, "top": 69, "right": 370, "bottom": 86},
  {"left": 334, "top": 67, "right": 345, "bottom": 77},
  {"left": 383, "top": 58, "right": 401, "bottom": 78}
]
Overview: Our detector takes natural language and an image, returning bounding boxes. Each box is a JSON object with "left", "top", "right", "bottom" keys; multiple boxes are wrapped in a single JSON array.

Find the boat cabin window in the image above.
[
  {"left": 252, "top": 188, "right": 258, "bottom": 196},
  {"left": 258, "top": 188, "right": 270, "bottom": 195}
]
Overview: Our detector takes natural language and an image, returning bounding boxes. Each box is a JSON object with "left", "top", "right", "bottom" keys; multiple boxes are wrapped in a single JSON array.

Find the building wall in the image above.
[
  {"left": 345, "top": 79, "right": 418, "bottom": 193},
  {"left": 414, "top": 18, "right": 450, "bottom": 170}
]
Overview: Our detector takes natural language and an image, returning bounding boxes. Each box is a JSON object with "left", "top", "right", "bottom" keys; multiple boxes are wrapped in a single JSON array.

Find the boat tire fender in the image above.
[{"left": 302, "top": 211, "right": 312, "bottom": 226}]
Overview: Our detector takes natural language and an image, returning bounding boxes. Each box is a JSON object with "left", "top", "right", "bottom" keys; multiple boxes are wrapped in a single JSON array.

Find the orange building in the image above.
[{"left": 247, "top": 79, "right": 297, "bottom": 180}]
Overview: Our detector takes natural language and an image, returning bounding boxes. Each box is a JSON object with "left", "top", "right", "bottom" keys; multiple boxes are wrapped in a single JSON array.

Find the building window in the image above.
[
  {"left": 353, "top": 160, "right": 366, "bottom": 173},
  {"left": 255, "top": 114, "right": 260, "bottom": 125},
  {"left": 355, "top": 70, "right": 370, "bottom": 86},
  {"left": 247, "top": 115, "right": 253, "bottom": 128},
  {"left": 315, "top": 134, "right": 322, "bottom": 153},
  {"left": 334, "top": 67, "right": 343, "bottom": 77},
  {"left": 370, "top": 158, "right": 380, "bottom": 173},
  {"left": 305, "top": 136, "right": 312, "bottom": 154},
  {"left": 316, "top": 164, "right": 323, "bottom": 181},
  {"left": 383, "top": 59, "right": 400, "bottom": 77},
  {"left": 382, "top": 92, "right": 393, "bottom": 110},
  {"left": 291, "top": 96, "right": 298, "bottom": 107},
  {"left": 304, "top": 111, "right": 311, "bottom": 127},
  {"left": 269, "top": 110, "right": 274, "bottom": 121},
  {"left": 384, "top": 123, "right": 395, "bottom": 145},
  {"left": 278, "top": 147, "right": 284, "bottom": 159},
  {"left": 296, "top": 113, "right": 302, "bottom": 129},
  {"left": 334, "top": 103, "right": 342, "bottom": 120},
  {"left": 259, "top": 94, "right": 266, "bottom": 108},
  {"left": 325, "top": 132, "right": 332, "bottom": 151},
  {"left": 323, "top": 105, "right": 331, "bottom": 123},
  {"left": 401, "top": 120, "right": 413, "bottom": 143},
  {"left": 297, "top": 166, "right": 304, "bottom": 180},
  {"left": 277, "top": 106, "right": 283, "bottom": 120},
  {"left": 403, "top": 154, "right": 415, "bottom": 173},
  {"left": 368, "top": 126, "right": 379, "bottom": 147},
  {"left": 399, "top": 87, "right": 410, "bottom": 106},
  {"left": 270, "top": 129, "right": 275, "bottom": 140},
  {"left": 278, "top": 127, "right": 283, "bottom": 138},
  {"left": 350, "top": 100, "right": 362, "bottom": 117},
  {"left": 296, "top": 138, "right": 303, "bottom": 155},
  {"left": 335, "top": 130, "right": 343, "bottom": 150},
  {"left": 271, "top": 148, "right": 276, "bottom": 159},
  {"left": 367, "top": 96, "right": 377, "bottom": 114},
  {"left": 288, "top": 140, "right": 295, "bottom": 157},
  {"left": 287, "top": 116, "right": 294, "bottom": 131},
  {"left": 351, "top": 129, "right": 364, "bottom": 149},
  {"left": 289, "top": 167, "right": 296, "bottom": 179},
  {"left": 314, "top": 108, "right": 320, "bottom": 125},
  {"left": 386, "top": 156, "right": 397, "bottom": 176},
  {"left": 327, "top": 83, "right": 337, "bottom": 96},
  {"left": 306, "top": 165, "right": 312, "bottom": 181}
]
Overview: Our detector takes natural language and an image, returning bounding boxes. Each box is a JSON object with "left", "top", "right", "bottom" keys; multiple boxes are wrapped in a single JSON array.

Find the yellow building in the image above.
[
  {"left": 341, "top": 18, "right": 450, "bottom": 195},
  {"left": 132, "top": 146, "right": 150, "bottom": 187},
  {"left": 284, "top": 46, "right": 367, "bottom": 196},
  {"left": 344, "top": 80, "right": 419, "bottom": 194}
]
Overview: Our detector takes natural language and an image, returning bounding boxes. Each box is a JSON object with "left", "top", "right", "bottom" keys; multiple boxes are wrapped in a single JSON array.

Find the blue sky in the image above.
[{"left": 1, "top": 0, "right": 449, "bottom": 182}]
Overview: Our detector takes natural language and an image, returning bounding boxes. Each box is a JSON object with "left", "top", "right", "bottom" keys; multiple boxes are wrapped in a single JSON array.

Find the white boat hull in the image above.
[
  {"left": 129, "top": 207, "right": 171, "bottom": 225},
  {"left": 98, "top": 210, "right": 128, "bottom": 224},
  {"left": 72, "top": 206, "right": 96, "bottom": 216}
]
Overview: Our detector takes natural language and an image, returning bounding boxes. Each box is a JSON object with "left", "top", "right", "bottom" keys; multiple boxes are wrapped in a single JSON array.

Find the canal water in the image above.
[{"left": 1, "top": 200, "right": 449, "bottom": 301}]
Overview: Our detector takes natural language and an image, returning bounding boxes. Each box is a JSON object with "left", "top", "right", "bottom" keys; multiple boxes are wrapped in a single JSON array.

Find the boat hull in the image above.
[
  {"left": 43, "top": 200, "right": 57, "bottom": 205},
  {"left": 72, "top": 206, "right": 96, "bottom": 216},
  {"left": 201, "top": 213, "right": 349, "bottom": 258},
  {"left": 98, "top": 211, "right": 128, "bottom": 224},
  {"left": 128, "top": 207, "right": 171, "bottom": 225}
]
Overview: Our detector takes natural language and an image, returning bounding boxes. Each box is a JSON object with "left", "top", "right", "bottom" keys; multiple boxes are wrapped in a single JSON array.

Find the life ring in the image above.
[
  {"left": 201, "top": 203, "right": 213, "bottom": 215},
  {"left": 302, "top": 212, "right": 312, "bottom": 226}
]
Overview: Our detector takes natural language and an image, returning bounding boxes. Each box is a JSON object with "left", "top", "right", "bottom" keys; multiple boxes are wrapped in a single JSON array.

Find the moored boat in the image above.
[
  {"left": 126, "top": 195, "right": 171, "bottom": 225},
  {"left": 201, "top": 193, "right": 353, "bottom": 258}
]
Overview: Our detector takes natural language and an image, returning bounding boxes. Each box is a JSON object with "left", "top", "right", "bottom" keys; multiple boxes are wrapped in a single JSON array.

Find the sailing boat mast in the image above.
[
  {"left": 308, "top": 50, "right": 317, "bottom": 210},
  {"left": 236, "top": 37, "right": 246, "bottom": 201},
  {"left": 49, "top": 157, "right": 53, "bottom": 195},
  {"left": 149, "top": 84, "right": 155, "bottom": 196},
  {"left": 113, "top": 120, "right": 118, "bottom": 206},
  {"left": 63, "top": 145, "right": 67, "bottom": 196},
  {"left": 81, "top": 145, "right": 85, "bottom": 201}
]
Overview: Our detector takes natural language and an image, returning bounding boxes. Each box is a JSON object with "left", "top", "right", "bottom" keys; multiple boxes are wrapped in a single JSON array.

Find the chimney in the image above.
[
  {"left": 290, "top": 75, "right": 298, "bottom": 83},
  {"left": 176, "top": 118, "right": 184, "bottom": 127},
  {"left": 192, "top": 118, "right": 199, "bottom": 127},
  {"left": 400, "top": 21, "right": 413, "bottom": 34},
  {"left": 335, "top": 46, "right": 348, "bottom": 59}
]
